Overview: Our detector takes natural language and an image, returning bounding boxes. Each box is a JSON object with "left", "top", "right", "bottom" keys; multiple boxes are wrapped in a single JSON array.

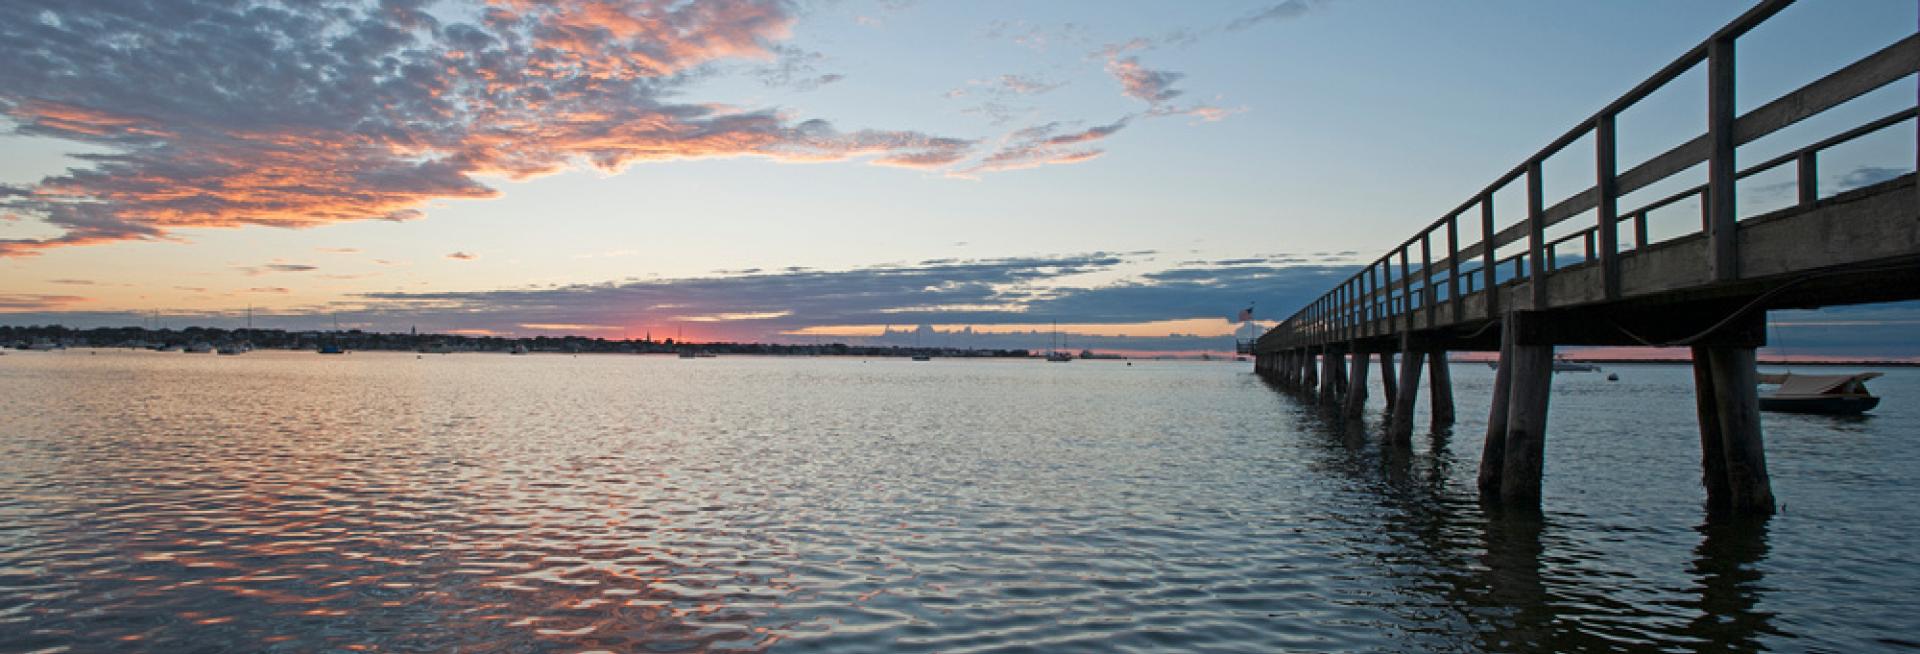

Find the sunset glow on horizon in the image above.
[{"left": 4, "top": 0, "right": 1917, "bottom": 355}]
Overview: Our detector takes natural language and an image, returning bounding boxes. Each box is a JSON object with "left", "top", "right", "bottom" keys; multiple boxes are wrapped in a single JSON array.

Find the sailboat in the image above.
[
  {"left": 911, "top": 325, "right": 931, "bottom": 361},
  {"left": 1046, "top": 322, "right": 1071, "bottom": 362},
  {"left": 217, "top": 306, "right": 253, "bottom": 355},
  {"left": 320, "top": 315, "right": 346, "bottom": 353}
]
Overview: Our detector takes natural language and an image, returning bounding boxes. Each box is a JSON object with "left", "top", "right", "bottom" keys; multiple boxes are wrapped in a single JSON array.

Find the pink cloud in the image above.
[{"left": 0, "top": 1, "right": 977, "bottom": 257}]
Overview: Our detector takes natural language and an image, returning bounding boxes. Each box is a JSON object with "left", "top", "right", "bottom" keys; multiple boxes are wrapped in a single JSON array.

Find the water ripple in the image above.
[{"left": 1, "top": 352, "right": 1917, "bottom": 651}]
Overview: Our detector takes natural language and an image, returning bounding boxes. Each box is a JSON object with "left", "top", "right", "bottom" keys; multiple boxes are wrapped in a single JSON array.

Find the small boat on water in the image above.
[
  {"left": 318, "top": 344, "right": 346, "bottom": 355},
  {"left": 911, "top": 354, "right": 932, "bottom": 361},
  {"left": 1485, "top": 356, "right": 1602, "bottom": 372},
  {"left": 185, "top": 342, "right": 214, "bottom": 354},
  {"left": 1757, "top": 372, "right": 1881, "bottom": 415},
  {"left": 510, "top": 344, "right": 530, "bottom": 355},
  {"left": 1553, "top": 356, "right": 1600, "bottom": 372}
]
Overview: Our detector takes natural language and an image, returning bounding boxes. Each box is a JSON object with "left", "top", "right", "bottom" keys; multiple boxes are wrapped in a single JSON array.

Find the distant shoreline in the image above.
[
  {"left": 1448, "top": 356, "right": 1920, "bottom": 368},
  {"left": 1571, "top": 358, "right": 1920, "bottom": 368}
]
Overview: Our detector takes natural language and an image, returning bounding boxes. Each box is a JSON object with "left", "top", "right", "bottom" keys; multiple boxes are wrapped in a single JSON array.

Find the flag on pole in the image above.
[{"left": 1237, "top": 305, "right": 1254, "bottom": 323}]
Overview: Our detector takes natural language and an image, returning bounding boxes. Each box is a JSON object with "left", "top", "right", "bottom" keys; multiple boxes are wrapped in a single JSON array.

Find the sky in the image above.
[{"left": 0, "top": 0, "right": 1915, "bottom": 356}]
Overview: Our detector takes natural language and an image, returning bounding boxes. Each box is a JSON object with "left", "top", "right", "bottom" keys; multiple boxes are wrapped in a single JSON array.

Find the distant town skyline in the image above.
[{"left": 3, "top": 0, "right": 1915, "bottom": 356}]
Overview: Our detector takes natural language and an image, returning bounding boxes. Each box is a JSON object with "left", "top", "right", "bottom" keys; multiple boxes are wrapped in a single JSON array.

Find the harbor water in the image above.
[{"left": 2, "top": 350, "right": 1916, "bottom": 652}]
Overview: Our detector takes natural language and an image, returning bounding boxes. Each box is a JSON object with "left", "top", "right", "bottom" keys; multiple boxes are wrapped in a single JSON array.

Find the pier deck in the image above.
[{"left": 1252, "top": 0, "right": 1919, "bottom": 518}]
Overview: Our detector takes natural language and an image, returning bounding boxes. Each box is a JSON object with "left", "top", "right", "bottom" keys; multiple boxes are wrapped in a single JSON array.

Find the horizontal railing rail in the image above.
[{"left": 1260, "top": 0, "right": 1918, "bottom": 351}]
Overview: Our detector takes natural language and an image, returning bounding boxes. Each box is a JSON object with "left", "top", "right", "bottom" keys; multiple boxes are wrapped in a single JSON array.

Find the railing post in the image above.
[
  {"left": 1526, "top": 160, "right": 1548, "bottom": 308},
  {"left": 1707, "top": 35, "right": 1738, "bottom": 281},
  {"left": 1370, "top": 263, "right": 1382, "bottom": 335},
  {"left": 1447, "top": 214, "right": 1461, "bottom": 323},
  {"left": 1634, "top": 212, "right": 1649, "bottom": 250},
  {"left": 1596, "top": 113, "right": 1621, "bottom": 299},
  {"left": 1399, "top": 248, "right": 1413, "bottom": 332},
  {"left": 1421, "top": 234, "right": 1434, "bottom": 328},
  {"left": 1337, "top": 283, "right": 1347, "bottom": 341},
  {"left": 1347, "top": 282, "right": 1355, "bottom": 341},
  {"left": 1364, "top": 264, "right": 1376, "bottom": 336},
  {"left": 1480, "top": 196, "right": 1498, "bottom": 318},
  {"left": 1796, "top": 151, "right": 1818, "bottom": 209}
]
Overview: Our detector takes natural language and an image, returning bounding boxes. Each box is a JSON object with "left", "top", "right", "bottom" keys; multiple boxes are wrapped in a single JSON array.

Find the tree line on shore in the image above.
[{"left": 0, "top": 324, "right": 1034, "bottom": 358}]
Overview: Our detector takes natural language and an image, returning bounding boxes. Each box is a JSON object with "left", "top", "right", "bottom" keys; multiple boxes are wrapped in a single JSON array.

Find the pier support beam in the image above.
[
  {"left": 1387, "top": 335, "right": 1425, "bottom": 445},
  {"left": 1379, "top": 351, "right": 1399, "bottom": 411},
  {"left": 1697, "top": 345, "right": 1776, "bottom": 517},
  {"left": 1344, "top": 348, "right": 1371, "bottom": 419},
  {"left": 1478, "top": 318, "right": 1515, "bottom": 498},
  {"left": 1691, "top": 346, "right": 1733, "bottom": 515},
  {"left": 1428, "top": 349, "right": 1455, "bottom": 425},
  {"left": 1499, "top": 335, "right": 1555, "bottom": 511},
  {"left": 1303, "top": 349, "right": 1319, "bottom": 390},
  {"left": 1332, "top": 347, "right": 1349, "bottom": 398},
  {"left": 1320, "top": 347, "right": 1342, "bottom": 405}
]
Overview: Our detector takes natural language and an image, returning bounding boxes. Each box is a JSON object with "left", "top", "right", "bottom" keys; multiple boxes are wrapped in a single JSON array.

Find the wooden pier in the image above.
[{"left": 1253, "top": 0, "right": 1920, "bottom": 518}]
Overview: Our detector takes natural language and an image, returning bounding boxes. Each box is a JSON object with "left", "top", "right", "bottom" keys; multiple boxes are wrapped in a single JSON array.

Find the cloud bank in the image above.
[{"left": 0, "top": 0, "right": 976, "bottom": 256}]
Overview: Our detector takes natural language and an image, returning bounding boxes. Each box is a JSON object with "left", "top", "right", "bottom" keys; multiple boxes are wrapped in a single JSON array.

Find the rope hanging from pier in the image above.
[{"left": 1606, "top": 260, "right": 1919, "bottom": 347}]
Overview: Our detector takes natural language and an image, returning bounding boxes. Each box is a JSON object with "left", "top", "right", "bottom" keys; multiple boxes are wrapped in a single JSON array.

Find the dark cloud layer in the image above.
[
  {"left": 290, "top": 253, "right": 1355, "bottom": 351},
  {"left": 5, "top": 255, "right": 1917, "bottom": 356}
]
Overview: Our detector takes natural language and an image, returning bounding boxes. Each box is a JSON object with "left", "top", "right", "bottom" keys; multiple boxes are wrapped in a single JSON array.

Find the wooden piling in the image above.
[
  {"left": 1379, "top": 350, "right": 1399, "bottom": 411},
  {"left": 1303, "top": 349, "right": 1319, "bottom": 389},
  {"left": 1428, "top": 349, "right": 1455, "bottom": 425},
  {"left": 1705, "top": 346, "right": 1776, "bottom": 516},
  {"left": 1477, "top": 318, "right": 1515, "bottom": 498},
  {"left": 1499, "top": 342, "right": 1555, "bottom": 510},
  {"left": 1344, "top": 348, "right": 1371, "bottom": 418},
  {"left": 1690, "top": 346, "right": 1733, "bottom": 515},
  {"left": 1320, "top": 347, "right": 1341, "bottom": 405},
  {"left": 1388, "top": 335, "right": 1425, "bottom": 444},
  {"left": 1332, "top": 347, "right": 1350, "bottom": 397}
]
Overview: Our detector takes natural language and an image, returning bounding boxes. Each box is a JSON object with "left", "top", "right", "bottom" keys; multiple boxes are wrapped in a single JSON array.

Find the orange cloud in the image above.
[
  {"left": 0, "top": 294, "right": 93, "bottom": 311},
  {"left": 0, "top": 1, "right": 974, "bottom": 257}
]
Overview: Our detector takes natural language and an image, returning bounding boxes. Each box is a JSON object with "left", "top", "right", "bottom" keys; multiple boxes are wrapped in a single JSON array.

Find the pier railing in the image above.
[{"left": 1258, "top": 0, "right": 1918, "bottom": 351}]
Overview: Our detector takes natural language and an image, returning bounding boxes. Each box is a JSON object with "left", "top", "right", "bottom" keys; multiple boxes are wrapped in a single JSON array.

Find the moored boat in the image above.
[
  {"left": 1553, "top": 356, "right": 1600, "bottom": 372},
  {"left": 1757, "top": 372, "right": 1881, "bottom": 415}
]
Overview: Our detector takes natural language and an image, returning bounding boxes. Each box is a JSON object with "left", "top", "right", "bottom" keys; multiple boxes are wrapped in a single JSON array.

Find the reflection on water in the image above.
[{"left": 1, "top": 352, "right": 1916, "bottom": 652}]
